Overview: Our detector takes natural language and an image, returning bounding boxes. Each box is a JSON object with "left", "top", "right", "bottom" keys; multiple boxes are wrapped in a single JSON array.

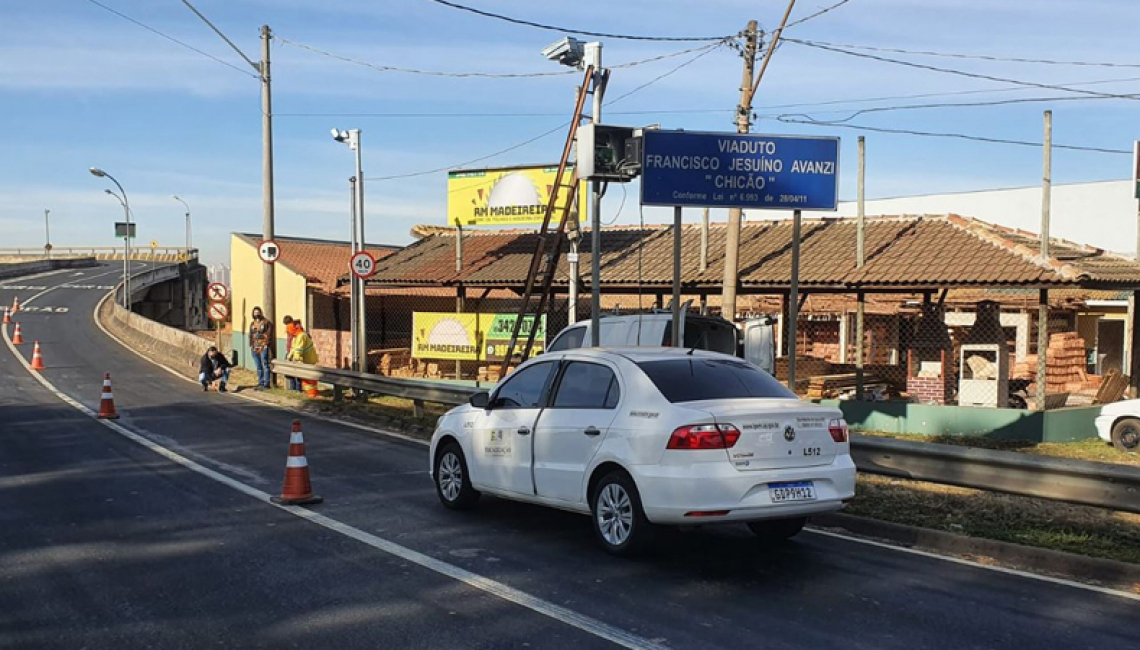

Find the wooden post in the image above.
[{"left": 1037, "top": 288, "right": 1049, "bottom": 410}]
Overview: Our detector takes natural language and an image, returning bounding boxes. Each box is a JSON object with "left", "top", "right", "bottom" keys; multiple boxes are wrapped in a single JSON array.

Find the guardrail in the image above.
[
  {"left": 268, "top": 362, "right": 1139, "bottom": 513},
  {"left": 850, "top": 434, "right": 1140, "bottom": 515},
  {"left": 272, "top": 360, "right": 479, "bottom": 416}
]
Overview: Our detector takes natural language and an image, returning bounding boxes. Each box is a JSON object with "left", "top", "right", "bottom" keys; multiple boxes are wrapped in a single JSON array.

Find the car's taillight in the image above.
[
  {"left": 828, "top": 418, "right": 849, "bottom": 443},
  {"left": 667, "top": 424, "right": 741, "bottom": 449}
]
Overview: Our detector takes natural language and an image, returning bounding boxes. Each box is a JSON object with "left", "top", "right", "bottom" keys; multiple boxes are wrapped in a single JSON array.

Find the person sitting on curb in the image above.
[{"left": 199, "top": 345, "right": 232, "bottom": 393}]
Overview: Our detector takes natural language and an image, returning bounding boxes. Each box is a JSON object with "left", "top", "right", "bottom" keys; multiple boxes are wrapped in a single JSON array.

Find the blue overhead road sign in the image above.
[{"left": 640, "top": 130, "right": 840, "bottom": 210}]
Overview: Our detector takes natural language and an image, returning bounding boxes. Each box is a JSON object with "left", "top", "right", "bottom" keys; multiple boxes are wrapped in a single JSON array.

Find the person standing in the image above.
[
  {"left": 287, "top": 319, "right": 319, "bottom": 395},
  {"left": 282, "top": 315, "right": 299, "bottom": 391},
  {"left": 248, "top": 306, "right": 273, "bottom": 390}
]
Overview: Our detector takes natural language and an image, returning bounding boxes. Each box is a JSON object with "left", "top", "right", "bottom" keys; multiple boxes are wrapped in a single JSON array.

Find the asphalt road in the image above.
[{"left": 1, "top": 262, "right": 1136, "bottom": 650}]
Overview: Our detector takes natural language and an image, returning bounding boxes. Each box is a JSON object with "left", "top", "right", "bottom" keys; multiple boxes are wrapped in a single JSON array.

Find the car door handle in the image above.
[
  {"left": 517, "top": 427, "right": 531, "bottom": 436},
  {"left": 583, "top": 426, "right": 601, "bottom": 436}
]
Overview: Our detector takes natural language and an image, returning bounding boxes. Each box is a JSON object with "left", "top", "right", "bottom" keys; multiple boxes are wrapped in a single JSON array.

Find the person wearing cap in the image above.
[
  {"left": 286, "top": 319, "right": 319, "bottom": 394},
  {"left": 199, "top": 346, "right": 232, "bottom": 393}
]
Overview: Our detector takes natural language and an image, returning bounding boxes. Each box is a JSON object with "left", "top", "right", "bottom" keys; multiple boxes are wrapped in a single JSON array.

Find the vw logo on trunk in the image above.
[{"left": 783, "top": 425, "right": 796, "bottom": 442}]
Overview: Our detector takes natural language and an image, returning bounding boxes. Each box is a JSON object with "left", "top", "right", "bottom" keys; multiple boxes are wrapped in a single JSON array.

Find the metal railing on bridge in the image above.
[{"left": 0, "top": 247, "right": 198, "bottom": 263}]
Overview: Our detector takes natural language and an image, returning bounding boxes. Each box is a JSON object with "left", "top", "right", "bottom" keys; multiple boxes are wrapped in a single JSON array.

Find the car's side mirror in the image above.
[{"left": 469, "top": 391, "right": 490, "bottom": 409}]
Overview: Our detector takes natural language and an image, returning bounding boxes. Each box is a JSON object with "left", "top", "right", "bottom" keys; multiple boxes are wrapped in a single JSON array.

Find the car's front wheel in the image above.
[
  {"left": 435, "top": 442, "right": 480, "bottom": 510},
  {"left": 590, "top": 470, "right": 653, "bottom": 556},
  {"left": 1111, "top": 418, "right": 1140, "bottom": 453},
  {"left": 747, "top": 516, "right": 807, "bottom": 543}
]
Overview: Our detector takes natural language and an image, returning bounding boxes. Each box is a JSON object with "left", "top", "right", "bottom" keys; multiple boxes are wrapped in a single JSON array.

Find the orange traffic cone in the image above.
[
  {"left": 97, "top": 373, "right": 119, "bottom": 419},
  {"left": 11, "top": 296, "right": 19, "bottom": 314},
  {"left": 303, "top": 379, "right": 319, "bottom": 398},
  {"left": 30, "top": 341, "right": 44, "bottom": 370},
  {"left": 2, "top": 307, "right": 9, "bottom": 324},
  {"left": 11, "top": 322, "right": 23, "bottom": 344},
  {"left": 271, "top": 420, "right": 323, "bottom": 505}
]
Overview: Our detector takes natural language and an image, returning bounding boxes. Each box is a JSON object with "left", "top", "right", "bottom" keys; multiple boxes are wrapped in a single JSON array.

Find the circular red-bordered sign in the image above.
[
  {"left": 350, "top": 251, "right": 377, "bottom": 279},
  {"left": 258, "top": 240, "right": 281, "bottom": 264},
  {"left": 208, "top": 302, "right": 229, "bottom": 322},
  {"left": 207, "top": 282, "right": 229, "bottom": 302}
]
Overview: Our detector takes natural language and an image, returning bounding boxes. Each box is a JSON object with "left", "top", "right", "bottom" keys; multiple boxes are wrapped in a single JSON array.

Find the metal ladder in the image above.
[{"left": 497, "top": 66, "right": 601, "bottom": 377}]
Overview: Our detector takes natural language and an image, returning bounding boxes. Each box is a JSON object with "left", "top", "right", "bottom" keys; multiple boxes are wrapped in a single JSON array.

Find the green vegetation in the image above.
[
  {"left": 849, "top": 474, "right": 1140, "bottom": 565},
  {"left": 858, "top": 430, "right": 1139, "bottom": 466}
]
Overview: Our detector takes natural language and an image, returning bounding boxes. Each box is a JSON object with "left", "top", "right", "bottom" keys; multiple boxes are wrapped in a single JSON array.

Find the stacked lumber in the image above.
[
  {"left": 806, "top": 373, "right": 886, "bottom": 400},
  {"left": 1045, "top": 332, "right": 1089, "bottom": 393}
]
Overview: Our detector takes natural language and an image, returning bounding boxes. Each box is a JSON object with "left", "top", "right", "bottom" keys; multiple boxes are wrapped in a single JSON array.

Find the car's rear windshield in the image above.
[{"left": 636, "top": 357, "right": 795, "bottom": 403}]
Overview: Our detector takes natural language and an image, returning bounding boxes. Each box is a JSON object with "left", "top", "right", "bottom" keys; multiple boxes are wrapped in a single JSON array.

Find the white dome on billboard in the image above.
[{"left": 487, "top": 172, "right": 541, "bottom": 208}]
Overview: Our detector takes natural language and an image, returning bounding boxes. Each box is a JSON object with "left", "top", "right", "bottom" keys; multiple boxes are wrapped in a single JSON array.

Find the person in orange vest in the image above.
[{"left": 286, "top": 319, "right": 319, "bottom": 394}]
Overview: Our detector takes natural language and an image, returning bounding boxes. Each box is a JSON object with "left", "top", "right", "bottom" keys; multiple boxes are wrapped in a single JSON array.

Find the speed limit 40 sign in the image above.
[{"left": 350, "top": 251, "right": 377, "bottom": 279}]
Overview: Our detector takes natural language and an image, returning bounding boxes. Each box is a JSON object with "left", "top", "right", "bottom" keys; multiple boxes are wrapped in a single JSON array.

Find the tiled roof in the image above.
[
  {"left": 235, "top": 233, "right": 399, "bottom": 293},
  {"left": 366, "top": 215, "right": 1140, "bottom": 291}
]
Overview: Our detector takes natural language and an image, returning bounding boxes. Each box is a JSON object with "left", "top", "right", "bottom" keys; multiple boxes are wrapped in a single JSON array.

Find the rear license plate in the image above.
[{"left": 769, "top": 481, "right": 816, "bottom": 502}]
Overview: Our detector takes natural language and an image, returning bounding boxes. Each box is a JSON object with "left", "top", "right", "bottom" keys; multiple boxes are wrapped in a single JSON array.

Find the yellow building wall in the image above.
[{"left": 229, "top": 234, "right": 308, "bottom": 367}]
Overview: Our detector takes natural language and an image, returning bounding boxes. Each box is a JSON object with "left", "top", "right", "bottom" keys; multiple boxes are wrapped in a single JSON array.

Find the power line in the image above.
[
  {"left": 178, "top": 0, "right": 259, "bottom": 73},
  {"left": 422, "top": 0, "right": 736, "bottom": 42},
  {"left": 365, "top": 43, "right": 724, "bottom": 181},
  {"left": 275, "top": 36, "right": 728, "bottom": 79},
  {"left": 780, "top": 93, "right": 1138, "bottom": 123},
  {"left": 786, "top": 38, "right": 1140, "bottom": 101},
  {"left": 792, "top": 38, "right": 1140, "bottom": 69},
  {"left": 775, "top": 115, "right": 1130, "bottom": 155},
  {"left": 276, "top": 108, "right": 730, "bottom": 118},
  {"left": 786, "top": 0, "right": 856, "bottom": 29},
  {"left": 85, "top": 0, "right": 256, "bottom": 77}
]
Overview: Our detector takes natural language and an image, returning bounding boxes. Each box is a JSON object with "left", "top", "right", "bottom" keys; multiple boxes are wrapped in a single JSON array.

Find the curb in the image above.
[{"left": 811, "top": 512, "right": 1140, "bottom": 593}]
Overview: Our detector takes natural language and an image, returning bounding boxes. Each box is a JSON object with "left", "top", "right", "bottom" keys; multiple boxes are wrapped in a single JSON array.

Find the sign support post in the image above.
[
  {"left": 788, "top": 210, "right": 802, "bottom": 391},
  {"left": 672, "top": 206, "right": 682, "bottom": 347}
]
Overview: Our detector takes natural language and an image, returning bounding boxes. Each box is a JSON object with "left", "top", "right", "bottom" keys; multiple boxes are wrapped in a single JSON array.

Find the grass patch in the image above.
[
  {"left": 858, "top": 430, "right": 1140, "bottom": 467},
  {"left": 848, "top": 474, "right": 1140, "bottom": 564}
]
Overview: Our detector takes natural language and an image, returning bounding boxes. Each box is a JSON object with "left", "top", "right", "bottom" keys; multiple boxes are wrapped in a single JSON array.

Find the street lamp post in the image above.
[
  {"left": 332, "top": 128, "right": 367, "bottom": 371},
  {"left": 172, "top": 195, "right": 192, "bottom": 251},
  {"left": 91, "top": 167, "right": 132, "bottom": 309},
  {"left": 44, "top": 209, "right": 51, "bottom": 258}
]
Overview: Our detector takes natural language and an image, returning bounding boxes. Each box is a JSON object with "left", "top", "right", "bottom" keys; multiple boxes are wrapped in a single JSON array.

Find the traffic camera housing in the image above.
[{"left": 576, "top": 123, "right": 646, "bottom": 182}]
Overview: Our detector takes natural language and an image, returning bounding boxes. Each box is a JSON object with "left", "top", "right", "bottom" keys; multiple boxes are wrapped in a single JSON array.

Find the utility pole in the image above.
[
  {"left": 353, "top": 132, "right": 367, "bottom": 372},
  {"left": 700, "top": 206, "right": 709, "bottom": 272},
  {"left": 1037, "top": 110, "right": 1052, "bottom": 411},
  {"left": 856, "top": 136, "right": 866, "bottom": 399},
  {"left": 44, "top": 209, "right": 51, "bottom": 258},
  {"left": 260, "top": 24, "right": 277, "bottom": 363},
  {"left": 568, "top": 193, "right": 580, "bottom": 324},
  {"left": 349, "top": 176, "right": 359, "bottom": 370},
  {"left": 720, "top": 20, "right": 759, "bottom": 321},
  {"left": 586, "top": 42, "right": 606, "bottom": 346}
]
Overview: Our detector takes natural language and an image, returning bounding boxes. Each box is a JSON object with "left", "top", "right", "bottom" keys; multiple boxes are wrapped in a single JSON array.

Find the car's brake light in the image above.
[
  {"left": 667, "top": 424, "right": 741, "bottom": 449},
  {"left": 828, "top": 418, "right": 849, "bottom": 443}
]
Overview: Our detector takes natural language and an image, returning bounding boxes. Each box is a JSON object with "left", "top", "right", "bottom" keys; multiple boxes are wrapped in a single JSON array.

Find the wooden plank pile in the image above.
[{"left": 1045, "top": 332, "right": 1091, "bottom": 394}]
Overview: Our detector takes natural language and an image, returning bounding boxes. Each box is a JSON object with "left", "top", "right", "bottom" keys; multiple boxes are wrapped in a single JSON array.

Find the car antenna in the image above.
[{"left": 687, "top": 346, "right": 697, "bottom": 355}]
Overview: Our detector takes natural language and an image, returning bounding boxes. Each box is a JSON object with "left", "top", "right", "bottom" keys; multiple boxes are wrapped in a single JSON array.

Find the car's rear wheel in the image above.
[
  {"left": 590, "top": 471, "right": 652, "bottom": 556},
  {"left": 435, "top": 443, "right": 480, "bottom": 510},
  {"left": 1111, "top": 418, "right": 1140, "bottom": 453},
  {"left": 747, "top": 516, "right": 807, "bottom": 543}
]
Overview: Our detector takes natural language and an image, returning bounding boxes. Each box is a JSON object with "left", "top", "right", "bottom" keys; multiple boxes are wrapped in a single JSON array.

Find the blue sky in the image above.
[{"left": 1, "top": 0, "right": 1137, "bottom": 266}]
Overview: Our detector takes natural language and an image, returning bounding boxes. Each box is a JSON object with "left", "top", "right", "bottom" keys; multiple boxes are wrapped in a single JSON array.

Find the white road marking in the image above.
[
  {"left": 805, "top": 528, "right": 1140, "bottom": 602},
  {"left": 82, "top": 280, "right": 1140, "bottom": 606},
  {"left": 0, "top": 268, "right": 73, "bottom": 286},
  {"left": 0, "top": 278, "right": 671, "bottom": 650}
]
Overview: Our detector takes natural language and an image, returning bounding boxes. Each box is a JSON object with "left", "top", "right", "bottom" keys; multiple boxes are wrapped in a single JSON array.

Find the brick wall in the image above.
[{"left": 907, "top": 375, "right": 952, "bottom": 405}]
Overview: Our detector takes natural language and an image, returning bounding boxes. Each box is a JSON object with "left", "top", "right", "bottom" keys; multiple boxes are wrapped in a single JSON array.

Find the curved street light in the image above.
[
  {"left": 91, "top": 167, "right": 133, "bottom": 308},
  {"left": 171, "top": 195, "right": 192, "bottom": 251}
]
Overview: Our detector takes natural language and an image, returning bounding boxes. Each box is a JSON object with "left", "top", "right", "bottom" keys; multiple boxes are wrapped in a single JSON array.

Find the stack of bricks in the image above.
[{"left": 1045, "top": 332, "right": 1089, "bottom": 394}]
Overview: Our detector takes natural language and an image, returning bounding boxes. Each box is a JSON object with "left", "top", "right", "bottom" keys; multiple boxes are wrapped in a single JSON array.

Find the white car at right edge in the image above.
[{"left": 429, "top": 347, "right": 856, "bottom": 556}]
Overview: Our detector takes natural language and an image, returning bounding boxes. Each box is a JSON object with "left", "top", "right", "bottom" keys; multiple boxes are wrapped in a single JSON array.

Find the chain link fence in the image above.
[{"left": 301, "top": 284, "right": 1119, "bottom": 411}]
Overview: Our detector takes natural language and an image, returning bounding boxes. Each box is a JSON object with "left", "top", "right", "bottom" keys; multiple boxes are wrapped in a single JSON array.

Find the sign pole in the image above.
[
  {"left": 672, "top": 206, "right": 682, "bottom": 347},
  {"left": 788, "top": 209, "right": 802, "bottom": 392}
]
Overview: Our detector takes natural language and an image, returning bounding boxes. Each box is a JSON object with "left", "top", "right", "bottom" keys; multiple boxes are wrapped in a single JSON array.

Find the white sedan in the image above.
[
  {"left": 1094, "top": 399, "right": 1140, "bottom": 453},
  {"left": 429, "top": 348, "right": 856, "bottom": 555}
]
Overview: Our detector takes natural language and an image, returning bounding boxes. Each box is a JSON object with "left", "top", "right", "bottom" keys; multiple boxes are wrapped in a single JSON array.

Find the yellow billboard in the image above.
[
  {"left": 413, "top": 312, "right": 546, "bottom": 361},
  {"left": 447, "top": 165, "right": 580, "bottom": 226}
]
